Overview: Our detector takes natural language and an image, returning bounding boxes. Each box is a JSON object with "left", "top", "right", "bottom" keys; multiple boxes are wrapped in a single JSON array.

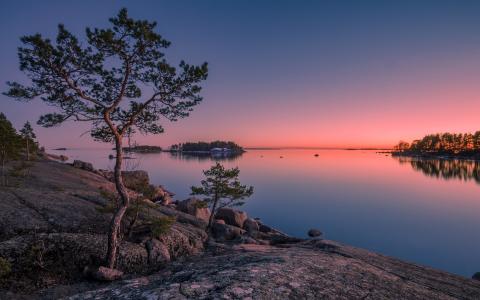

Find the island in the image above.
[
  {"left": 168, "top": 141, "right": 245, "bottom": 153},
  {"left": 166, "top": 141, "right": 245, "bottom": 160},
  {"left": 121, "top": 145, "right": 163, "bottom": 153},
  {"left": 392, "top": 132, "right": 480, "bottom": 160}
]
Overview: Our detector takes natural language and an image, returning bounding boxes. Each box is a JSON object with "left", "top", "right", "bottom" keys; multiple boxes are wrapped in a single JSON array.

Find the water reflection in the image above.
[
  {"left": 167, "top": 151, "right": 243, "bottom": 162},
  {"left": 394, "top": 156, "right": 480, "bottom": 183}
]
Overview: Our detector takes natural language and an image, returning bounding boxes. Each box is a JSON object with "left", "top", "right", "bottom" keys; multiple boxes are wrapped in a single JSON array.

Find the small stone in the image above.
[{"left": 307, "top": 229, "right": 322, "bottom": 238}]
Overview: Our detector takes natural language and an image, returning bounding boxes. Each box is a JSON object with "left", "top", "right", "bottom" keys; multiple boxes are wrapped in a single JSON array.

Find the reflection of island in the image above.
[
  {"left": 123, "top": 145, "right": 162, "bottom": 153},
  {"left": 394, "top": 156, "right": 480, "bottom": 184},
  {"left": 168, "top": 151, "right": 243, "bottom": 161},
  {"left": 166, "top": 141, "right": 245, "bottom": 161}
]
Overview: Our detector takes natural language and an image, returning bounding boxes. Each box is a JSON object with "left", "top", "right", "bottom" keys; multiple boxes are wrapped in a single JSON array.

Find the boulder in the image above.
[
  {"left": 308, "top": 229, "right": 322, "bottom": 238},
  {"left": 473, "top": 272, "right": 480, "bottom": 281},
  {"left": 243, "top": 218, "right": 259, "bottom": 233},
  {"left": 211, "top": 222, "right": 245, "bottom": 241},
  {"left": 176, "top": 198, "right": 211, "bottom": 223},
  {"left": 258, "top": 223, "right": 274, "bottom": 233},
  {"left": 91, "top": 266, "right": 123, "bottom": 281},
  {"left": 153, "top": 186, "right": 174, "bottom": 205},
  {"left": 216, "top": 208, "right": 248, "bottom": 228},
  {"left": 72, "top": 160, "right": 94, "bottom": 172},
  {"left": 145, "top": 239, "right": 171, "bottom": 264}
]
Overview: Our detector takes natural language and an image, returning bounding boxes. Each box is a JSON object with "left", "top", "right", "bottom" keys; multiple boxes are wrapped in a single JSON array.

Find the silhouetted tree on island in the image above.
[
  {"left": 19, "top": 121, "right": 36, "bottom": 161},
  {"left": 395, "top": 132, "right": 480, "bottom": 154},
  {"left": 191, "top": 163, "right": 254, "bottom": 229},
  {"left": 0, "top": 113, "right": 22, "bottom": 186},
  {"left": 4, "top": 8, "right": 208, "bottom": 269}
]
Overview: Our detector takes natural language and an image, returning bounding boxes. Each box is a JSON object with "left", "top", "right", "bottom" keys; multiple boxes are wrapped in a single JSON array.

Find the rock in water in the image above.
[
  {"left": 308, "top": 229, "right": 322, "bottom": 238},
  {"left": 177, "top": 197, "right": 211, "bottom": 223},
  {"left": 216, "top": 208, "right": 248, "bottom": 228}
]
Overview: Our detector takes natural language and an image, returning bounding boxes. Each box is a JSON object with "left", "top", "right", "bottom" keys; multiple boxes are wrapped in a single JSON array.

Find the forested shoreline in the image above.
[{"left": 393, "top": 132, "right": 480, "bottom": 157}]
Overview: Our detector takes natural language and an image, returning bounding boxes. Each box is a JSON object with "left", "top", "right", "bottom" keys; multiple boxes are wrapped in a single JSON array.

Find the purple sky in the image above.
[{"left": 1, "top": 0, "right": 480, "bottom": 148}]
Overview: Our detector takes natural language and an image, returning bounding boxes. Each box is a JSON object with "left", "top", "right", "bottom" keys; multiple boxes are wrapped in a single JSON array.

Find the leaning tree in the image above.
[{"left": 4, "top": 8, "right": 208, "bottom": 269}]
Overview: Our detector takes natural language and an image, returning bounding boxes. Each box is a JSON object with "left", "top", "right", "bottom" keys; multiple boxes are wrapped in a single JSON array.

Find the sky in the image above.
[{"left": 1, "top": 0, "right": 480, "bottom": 149}]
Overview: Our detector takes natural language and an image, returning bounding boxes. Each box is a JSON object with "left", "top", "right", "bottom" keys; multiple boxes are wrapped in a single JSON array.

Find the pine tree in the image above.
[
  {"left": 4, "top": 8, "right": 208, "bottom": 269},
  {"left": 191, "top": 163, "right": 254, "bottom": 229},
  {"left": 19, "top": 121, "right": 36, "bottom": 161},
  {"left": 0, "top": 113, "right": 22, "bottom": 186}
]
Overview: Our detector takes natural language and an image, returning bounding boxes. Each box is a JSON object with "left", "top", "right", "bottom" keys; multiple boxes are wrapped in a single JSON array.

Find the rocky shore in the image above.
[{"left": 1, "top": 158, "right": 480, "bottom": 299}]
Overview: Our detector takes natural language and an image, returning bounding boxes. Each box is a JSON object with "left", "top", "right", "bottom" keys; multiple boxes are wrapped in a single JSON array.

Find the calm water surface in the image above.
[{"left": 50, "top": 148, "right": 480, "bottom": 277}]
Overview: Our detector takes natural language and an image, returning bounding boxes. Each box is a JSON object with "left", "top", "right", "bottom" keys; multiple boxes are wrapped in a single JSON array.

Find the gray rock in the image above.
[
  {"left": 308, "top": 229, "right": 322, "bottom": 238},
  {"left": 211, "top": 222, "right": 245, "bottom": 241},
  {"left": 72, "top": 160, "right": 94, "bottom": 172},
  {"left": 92, "top": 266, "right": 123, "bottom": 281},
  {"left": 145, "top": 239, "right": 171, "bottom": 264},
  {"left": 0, "top": 160, "right": 207, "bottom": 292},
  {"left": 258, "top": 223, "right": 274, "bottom": 233},
  {"left": 215, "top": 208, "right": 248, "bottom": 228},
  {"left": 65, "top": 240, "right": 480, "bottom": 299},
  {"left": 243, "top": 218, "right": 259, "bottom": 233},
  {"left": 176, "top": 197, "right": 211, "bottom": 223},
  {"left": 153, "top": 185, "right": 173, "bottom": 205}
]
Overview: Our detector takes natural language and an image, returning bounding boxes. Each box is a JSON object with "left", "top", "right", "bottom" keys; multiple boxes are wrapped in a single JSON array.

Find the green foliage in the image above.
[
  {"left": 19, "top": 121, "right": 37, "bottom": 160},
  {"left": 19, "top": 121, "right": 36, "bottom": 140},
  {"left": 149, "top": 216, "right": 176, "bottom": 238},
  {"left": 0, "top": 113, "right": 23, "bottom": 185},
  {"left": 0, "top": 113, "right": 22, "bottom": 160},
  {"left": 4, "top": 8, "right": 208, "bottom": 143},
  {"left": 127, "top": 181, "right": 157, "bottom": 199},
  {"left": 396, "top": 132, "right": 480, "bottom": 154},
  {"left": 9, "top": 161, "right": 34, "bottom": 178},
  {"left": 28, "top": 240, "right": 46, "bottom": 270},
  {"left": 191, "top": 162, "right": 254, "bottom": 214},
  {"left": 194, "top": 201, "right": 208, "bottom": 209},
  {"left": 96, "top": 188, "right": 119, "bottom": 214},
  {"left": 0, "top": 257, "right": 11, "bottom": 279}
]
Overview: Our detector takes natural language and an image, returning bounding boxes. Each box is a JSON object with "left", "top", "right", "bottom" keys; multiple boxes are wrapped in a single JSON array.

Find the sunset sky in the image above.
[{"left": 1, "top": 0, "right": 480, "bottom": 149}]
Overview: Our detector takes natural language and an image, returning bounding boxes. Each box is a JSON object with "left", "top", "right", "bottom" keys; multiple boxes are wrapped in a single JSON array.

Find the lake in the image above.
[{"left": 49, "top": 148, "right": 480, "bottom": 277}]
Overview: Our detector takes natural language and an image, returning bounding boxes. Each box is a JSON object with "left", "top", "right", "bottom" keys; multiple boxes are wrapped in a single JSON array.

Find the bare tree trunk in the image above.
[
  {"left": 106, "top": 135, "right": 130, "bottom": 269},
  {"left": 26, "top": 139, "right": 30, "bottom": 161},
  {"left": 207, "top": 193, "right": 219, "bottom": 230},
  {"left": 1, "top": 156, "right": 5, "bottom": 186}
]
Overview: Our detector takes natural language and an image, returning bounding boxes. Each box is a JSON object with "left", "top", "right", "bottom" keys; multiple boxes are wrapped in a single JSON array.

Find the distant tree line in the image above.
[
  {"left": 394, "top": 132, "right": 480, "bottom": 154},
  {"left": 0, "top": 113, "right": 38, "bottom": 185},
  {"left": 170, "top": 141, "right": 244, "bottom": 153}
]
